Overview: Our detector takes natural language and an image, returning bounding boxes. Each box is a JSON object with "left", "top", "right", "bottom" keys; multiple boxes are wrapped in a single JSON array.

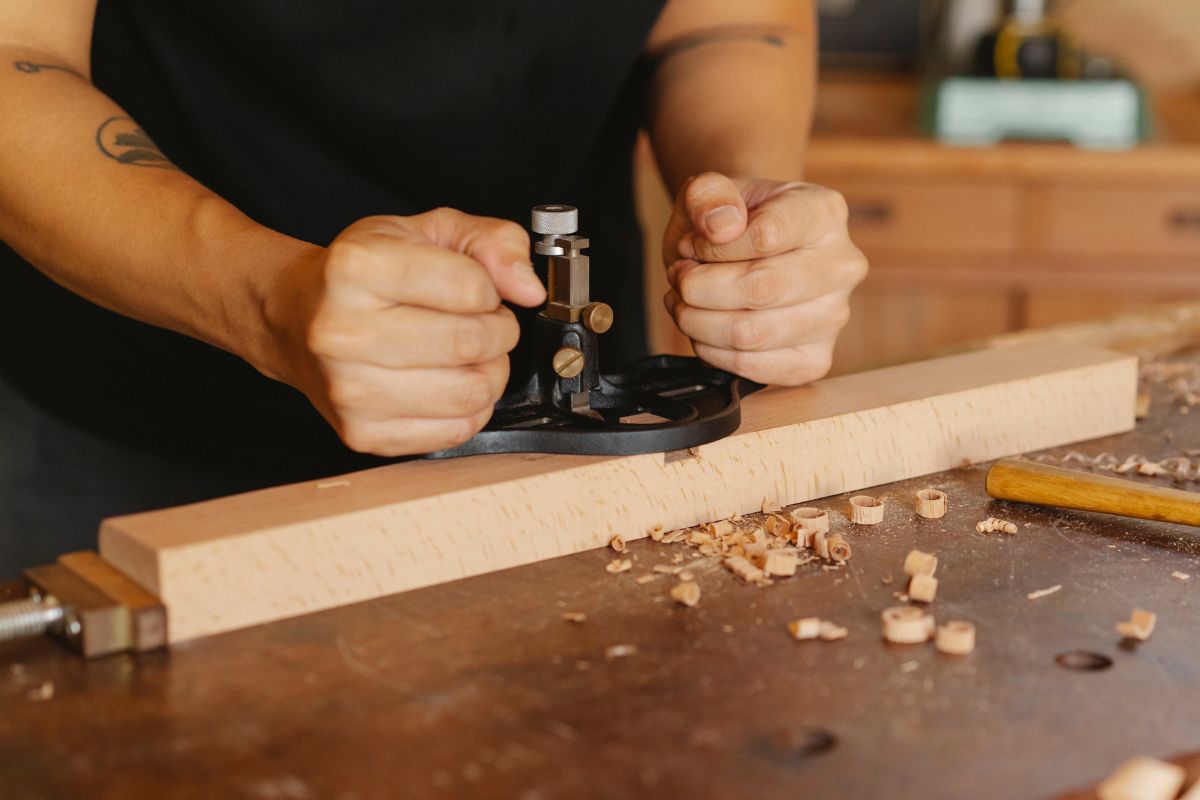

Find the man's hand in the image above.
[
  {"left": 267, "top": 209, "right": 546, "bottom": 456},
  {"left": 662, "top": 173, "right": 866, "bottom": 386}
]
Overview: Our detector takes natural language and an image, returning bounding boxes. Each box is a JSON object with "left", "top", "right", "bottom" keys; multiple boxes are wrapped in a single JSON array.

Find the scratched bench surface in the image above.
[{"left": 1, "top": 357, "right": 1198, "bottom": 800}]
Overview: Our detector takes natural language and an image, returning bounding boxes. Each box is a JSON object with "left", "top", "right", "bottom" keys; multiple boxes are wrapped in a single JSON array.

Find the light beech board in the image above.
[{"left": 99, "top": 342, "right": 1137, "bottom": 643}]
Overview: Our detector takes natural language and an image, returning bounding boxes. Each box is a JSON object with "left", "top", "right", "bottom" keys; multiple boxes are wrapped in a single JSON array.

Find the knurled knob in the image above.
[{"left": 531, "top": 204, "right": 578, "bottom": 235}]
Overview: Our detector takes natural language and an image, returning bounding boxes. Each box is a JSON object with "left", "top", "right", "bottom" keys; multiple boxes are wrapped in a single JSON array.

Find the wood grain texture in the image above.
[
  {"left": 986, "top": 458, "right": 1200, "bottom": 527},
  {"left": 99, "top": 343, "right": 1137, "bottom": 643}
]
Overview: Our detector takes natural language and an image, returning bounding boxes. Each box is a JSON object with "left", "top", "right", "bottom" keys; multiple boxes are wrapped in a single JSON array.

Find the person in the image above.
[{"left": 0, "top": 0, "right": 866, "bottom": 569}]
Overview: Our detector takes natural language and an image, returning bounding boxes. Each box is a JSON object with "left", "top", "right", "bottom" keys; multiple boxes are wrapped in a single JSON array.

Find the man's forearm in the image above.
[
  {"left": 645, "top": 9, "right": 816, "bottom": 194},
  {"left": 0, "top": 46, "right": 317, "bottom": 379}
]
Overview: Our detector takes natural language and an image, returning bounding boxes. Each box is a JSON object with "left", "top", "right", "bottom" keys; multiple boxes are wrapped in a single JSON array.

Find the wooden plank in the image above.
[{"left": 98, "top": 342, "right": 1137, "bottom": 644}]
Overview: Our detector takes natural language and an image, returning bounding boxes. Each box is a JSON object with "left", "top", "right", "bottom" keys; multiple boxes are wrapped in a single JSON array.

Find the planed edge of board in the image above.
[{"left": 99, "top": 343, "right": 1137, "bottom": 643}]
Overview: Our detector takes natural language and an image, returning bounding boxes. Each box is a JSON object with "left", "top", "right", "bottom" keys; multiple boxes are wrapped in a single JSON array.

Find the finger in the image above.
[
  {"left": 669, "top": 292, "right": 851, "bottom": 352},
  {"left": 415, "top": 207, "right": 546, "bottom": 307},
  {"left": 327, "top": 355, "right": 509, "bottom": 420},
  {"left": 687, "top": 183, "right": 848, "bottom": 264},
  {"left": 675, "top": 247, "right": 866, "bottom": 311},
  {"left": 692, "top": 340, "right": 836, "bottom": 387},
  {"left": 338, "top": 407, "right": 495, "bottom": 457},
  {"left": 327, "top": 222, "right": 502, "bottom": 314},
  {"left": 311, "top": 306, "right": 520, "bottom": 370},
  {"left": 679, "top": 172, "right": 749, "bottom": 250}
]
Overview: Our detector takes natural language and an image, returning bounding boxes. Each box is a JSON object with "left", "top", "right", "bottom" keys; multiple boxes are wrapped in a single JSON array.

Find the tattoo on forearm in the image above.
[
  {"left": 647, "top": 24, "right": 794, "bottom": 69},
  {"left": 95, "top": 116, "right": 177, "bottom": 170},
  {"left": 14, "top": 60, "right": 84, "bottom": 79}
]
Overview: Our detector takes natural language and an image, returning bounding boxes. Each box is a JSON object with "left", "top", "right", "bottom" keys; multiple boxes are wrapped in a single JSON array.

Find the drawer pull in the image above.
[
  {"left": 1169, "top": 209, "right": 1200, "bottom": 231},
  {"left": 847, "top": 202, "right": 893, "bottom": 224}
]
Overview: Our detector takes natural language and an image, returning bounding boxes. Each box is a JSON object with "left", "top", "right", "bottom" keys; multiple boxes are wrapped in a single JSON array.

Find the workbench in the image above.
[{"left": 2, "top": 352, "right": 1198, "bottom": 800}]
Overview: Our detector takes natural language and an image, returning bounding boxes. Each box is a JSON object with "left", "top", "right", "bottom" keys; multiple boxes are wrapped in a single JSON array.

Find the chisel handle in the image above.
[{"left": 986, "top": 457, "right": 1200, "bottom": 527}]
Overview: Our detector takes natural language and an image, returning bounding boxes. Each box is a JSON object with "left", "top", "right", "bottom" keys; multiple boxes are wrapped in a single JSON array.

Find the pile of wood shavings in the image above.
[
  {"left": 1031, "top": 451, "right": 1200, "bottom": 483},
  {"left": 641, "top": 508, "right": 843, "bottom": 589}
]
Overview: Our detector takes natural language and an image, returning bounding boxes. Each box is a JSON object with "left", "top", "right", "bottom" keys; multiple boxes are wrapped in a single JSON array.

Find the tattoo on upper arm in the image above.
[
  {"left": 14, "top": 60, "right": 84, "bottom": 79},
  {"left": 647, "top": 24, "right": 795, "bottom": 69},
  {"left": 96, "top": 116, "right": 177, "bottom": 170}
]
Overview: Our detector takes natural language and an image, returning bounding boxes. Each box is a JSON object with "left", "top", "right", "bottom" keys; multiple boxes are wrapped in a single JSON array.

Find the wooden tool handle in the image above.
[{"left": 986, "top": 458, "right": 1200, "bottom": 527}]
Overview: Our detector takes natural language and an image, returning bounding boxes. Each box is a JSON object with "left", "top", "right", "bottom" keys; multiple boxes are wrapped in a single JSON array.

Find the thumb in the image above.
[
  {"left": 416, "top": 208, "right": 547, "bottom": 308},
  {"left": 680, "top": 172, "right": 748, "bottom": 251}
]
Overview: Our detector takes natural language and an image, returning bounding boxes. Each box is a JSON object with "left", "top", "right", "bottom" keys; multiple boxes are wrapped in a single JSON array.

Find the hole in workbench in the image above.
[
  {"left": 767, "top": 725, "right": 837, "bottom": 759},
  {"left": 1054, "top": 650, "right": 1114, "bottom": 671}
]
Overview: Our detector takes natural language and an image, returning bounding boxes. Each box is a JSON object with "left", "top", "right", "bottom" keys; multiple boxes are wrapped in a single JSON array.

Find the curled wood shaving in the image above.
[
  {"left": 670, "top": 581, "right": 701, "bottom": 607},
  {"left": 635, "top": 574, "right": 657, "bottom": 585},
  {"left": 976, "top": 517, "right": 1018, "bottom": 534},
  {"left": 786, "top": 618, "right": 821, "bottom": 640},
  {"left": 1116, "top": 608, "right": 1157, "bottom": 641},
  {"left": 648, "top": 523, "right": 665, "bottom": 542},
  {"left": 653, "top": 564, "right": 681, "bottom": 575},
  {"left": 609, "top": 535, "right": 627, "bottom": 553},
  {"left": 1172, "top": 571, "right": 1191, "bottom": 581},
  {"left": 818, "top": 620, "right": 848, "bottom": 641},
  {"left": 606, "top": 558, "right": 633, "bottom": 574},
  {"left": 1026, "top": 584, "right": 1062, "bottom": 600},
  {"left": 563, "top": 611, "right": 587, "bottom": 623}
]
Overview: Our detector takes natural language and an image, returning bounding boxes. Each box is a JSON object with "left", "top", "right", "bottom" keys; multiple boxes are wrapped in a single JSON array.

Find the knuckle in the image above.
[
  {"left": 684, "top": 171, "right": 724, "bottom": 204},
  {"left": 326, "top": 378, "right": 368, "bottom": 412},
  {"left": 823, "top": 188, "right": 850, "bottom": 224},
  {"left": 749, "top": 210, "right": 787, "bottom": 254},
  {"left": 831, "top": 300, "right": 852, "bottom": 331},
  {"left": 324, "top": 240, "right": 373, "bottom": 285},
  {"left": 438, "top": 417, "right": 479, "bottom": 448},
  {"left": 490, "top": 218, "right": 530, "bottom": 247},
  {"left": 459, "top": 275, "right": 497, "bottom": 311},
  {"left": 339, "top": 423, "right": 378, "bottom": 454},
  {"left": 740, "top": 264, "right": 782, "bottom": 308},
  {"left": 451, "top": 370, "right": 494, "bottom": 414},
  {"left": 450, "top": 316, "right": 489, "bottom": 362},
  {"left": 305, "top": 313, "right": 357, "bottom": 359},
  {"left": 729, "top": 315, "right": 765, "bottom": 350},
  {"left": 844, "top": 248, "right": 869, "bottom": 286},
  {"left": 728, "top": 348, "right": 760, "bottom": 379}
]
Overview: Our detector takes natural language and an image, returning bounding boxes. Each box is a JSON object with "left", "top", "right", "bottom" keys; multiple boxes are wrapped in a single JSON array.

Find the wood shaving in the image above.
[
  {"left": 678, "top": 570, "right": 695, "bottom": 582},
  {"left": 1172, "top": 571, "right": 1191, "bottom": 581},
  {"left": 606, "top": 558, "right": 633, "bottom": 574},
  {"left": 562, "top": 611, "right": 587, "bottom": 623},
  {"left": 653, "top": 564, "right": 681, "bottom": 575},
  {"left": 648, "top": 523, "right": 665, "bottom": 542},
  {"left": 759, "top": 548, "right": 799, "bottom": 577},
  {"left": 908, "top": 574, "right": 938, "bottom": 603},
  {"left": 826, "top": 533, "right": 852, "bottom": 563},
  {"left": 976, "top": 517, "right": 1018, "bottom": 534},
  {"left": 609, "top": 535, "right": 627, "bottom": 553},
  {"left": 786, "top": 618, "right": 822, "bottom": 640},
  {"left": 881, "top": 606, "right": 934, "bottom": 644},
  {"left": 903, "top": 549, "right": 937, "bottom": 577},
  {"left": 1137, "top": 462, "right": 1170, "bottom": 476},
  {"left": 761, "top": 497, "right": 781, "bottom": 514},
  {"left": 935, "top": 620, "right": 975, "bottom": 655},
  {"left": 724, "top": 556, "right": 765, "bottom": 583},
  {"left": 881, "top": 574, "right": 893, "bottom": 585},
  {"left": 605, "top": 644, "right": 637, "bottom": 659},
  {"left": 818, "top": 620, "right": 848, "bottom": 641},
  {"left": 1026, "top": 584, "right": 1062, "bottom": 600},
  {"left": 670, "top": 581, "right": 701, "bottom": 607},
  {"left": 1116, "top": 608, "right": 1156, "bottom": 641},
  {"left": 635, "top": 574, "right": 657, "bottom": 585},
  {"left": 848, "top": 494, "right": 884, "bottom": 525},
  {"left": 915, "top": 488, "right": 948, "bottom": 519}
]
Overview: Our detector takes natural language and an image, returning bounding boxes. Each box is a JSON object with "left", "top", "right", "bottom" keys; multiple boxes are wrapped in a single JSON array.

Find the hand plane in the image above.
[{"left": 428, "top": 204, "right": 762, "bottom": 457}]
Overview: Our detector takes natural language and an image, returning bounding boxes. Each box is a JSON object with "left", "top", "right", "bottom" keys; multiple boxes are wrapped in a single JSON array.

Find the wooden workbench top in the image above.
[{"left": 2, "top": 354, "right": 1198, "bottom": 800}]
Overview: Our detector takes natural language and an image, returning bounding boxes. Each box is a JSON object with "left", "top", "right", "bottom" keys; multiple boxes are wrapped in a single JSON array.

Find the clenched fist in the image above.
[
  {"left": 266, "top": 209, "right": 546, "bottom": 456},
  {"left": 663, "top": 173, "right": 867, "bottom": 386}
]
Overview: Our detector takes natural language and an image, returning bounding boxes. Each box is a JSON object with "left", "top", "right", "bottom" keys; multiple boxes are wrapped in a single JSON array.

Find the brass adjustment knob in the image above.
[
  {"left": 582, "top": 302, "right": 613, "bottom": 334},
  {"left": 552, "top": 346, "right": 585, "bottom": 379}
]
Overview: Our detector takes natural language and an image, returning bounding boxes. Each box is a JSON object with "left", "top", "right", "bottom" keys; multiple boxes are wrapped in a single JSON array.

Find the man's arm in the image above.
[
  {"left": 644, "top": 0, "right": 867, "bottom": 386},
  {"left": 0, "top": 1, "right": 545, "bottom": 456}
]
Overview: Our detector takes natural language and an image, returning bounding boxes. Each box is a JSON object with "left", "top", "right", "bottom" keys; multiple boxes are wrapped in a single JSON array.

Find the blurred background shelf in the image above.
[{"left": 637, "top": 67, "right": 1200, "bottom": 374}]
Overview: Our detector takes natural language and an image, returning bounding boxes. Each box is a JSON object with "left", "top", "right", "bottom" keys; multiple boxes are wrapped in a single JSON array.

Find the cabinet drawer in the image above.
[
  {"left": 831, "top": 180, "right": 1019, "bottom": 255},
  {"left": 1040, "top": 186, "right": 1200, "bottom": 258}
]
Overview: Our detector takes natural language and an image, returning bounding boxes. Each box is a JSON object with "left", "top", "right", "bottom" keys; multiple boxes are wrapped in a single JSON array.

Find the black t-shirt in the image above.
[{"left": 0, "top": 1, "right": 667, "bottom": 485}]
